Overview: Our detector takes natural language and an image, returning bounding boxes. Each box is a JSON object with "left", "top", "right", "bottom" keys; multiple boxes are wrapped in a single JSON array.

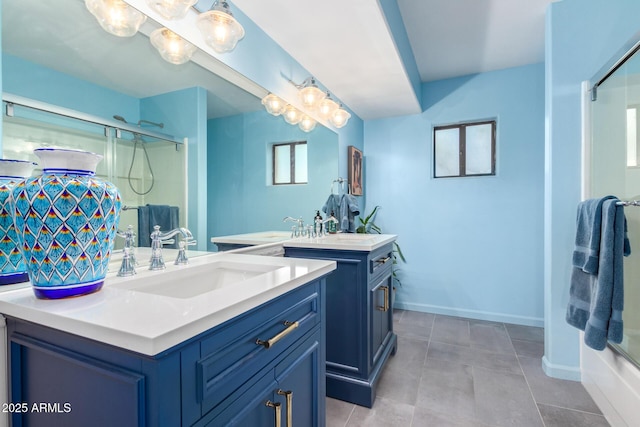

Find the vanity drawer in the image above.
[
  {"left": 369, "top": 247, "right": 393, "bottom": 280},
  {"left": 195, "top": 281, "right": 321, "bottom": 417}
]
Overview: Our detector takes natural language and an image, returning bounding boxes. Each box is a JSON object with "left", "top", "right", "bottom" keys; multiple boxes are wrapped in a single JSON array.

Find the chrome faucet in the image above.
[
  {"left": 116, "top": 225, "right": 137, "bottom": 276},
  {"left": 149, "top": 226, "right": 196, "bottom": 270},
  {"left": 283, "top": 216, "right": 306, "bottom": 237}
]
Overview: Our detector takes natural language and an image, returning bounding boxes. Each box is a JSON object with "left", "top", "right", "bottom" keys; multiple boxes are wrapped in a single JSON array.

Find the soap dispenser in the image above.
[
  {"left": 328, "top": 210, "right": 338, "bottom": 234},
  {"left": 314, "top": 210, "right": 323, "bottom": 235}
]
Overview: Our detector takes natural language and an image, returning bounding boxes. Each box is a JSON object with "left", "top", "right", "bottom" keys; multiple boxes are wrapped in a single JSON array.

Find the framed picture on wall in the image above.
[{"left": 348, "top": 146, "right": 363, "bottom": 196}]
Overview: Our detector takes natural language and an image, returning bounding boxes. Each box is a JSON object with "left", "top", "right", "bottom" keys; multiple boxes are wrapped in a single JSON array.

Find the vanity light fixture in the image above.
[
  {"left": 85, "top": 0, "right": 147, "bottom": 37},
  {"left": 298, "top": 114, "right": 317, "bottom": 133},
  {"left": 282, "top": 105, "right": 303, "bottom": 125},
  {"left": 294, "top": 77, "right": 326, "bottom": 110},
  {"left": 316, "top": 92, "right": 339, "bottom": 120},
  {"left": 145, "top": 0, "right": 197, "bottom": 20},
  {"left": 330, "top": 104, "right": 351, "bottom": 128},
  {"left": 150, "top": 27, "right": 197, "bottom": 65},
  {"left": 261, "top": 94, "right": 287, "bottom": 116},
  {"left": 196, "top": 0, "right": 245, "bottom": 54}
]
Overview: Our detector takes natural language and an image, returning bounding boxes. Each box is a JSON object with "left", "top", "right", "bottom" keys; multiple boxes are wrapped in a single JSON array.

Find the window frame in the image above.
[
  {"left": 272, "top": 141, "right": 308, "bottom": 185},
  {"left": 433, "top": 120, "right": 496, "bottom": 178}
]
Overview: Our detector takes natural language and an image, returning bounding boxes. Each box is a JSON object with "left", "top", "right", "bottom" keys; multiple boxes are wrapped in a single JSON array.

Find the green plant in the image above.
[{"left": 356, "top": 206, "right": 406, "bottom": 286}]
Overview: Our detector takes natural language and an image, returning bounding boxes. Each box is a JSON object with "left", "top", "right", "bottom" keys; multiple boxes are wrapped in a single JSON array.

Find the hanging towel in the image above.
[
  {"left": 137, "top": 204, "right": 180, "bottom": 248},
  {"left": 322, "top": 194, "right": 341, "bottom": 218},
  {"left": 339, "top": 194, "right": 360, "bottom": 233},
  {"left": 566, "top": 198, "right": 631, "bottom": 350},
  {"left": 572, "top": 195, "right": 615, "bottom": 274}
]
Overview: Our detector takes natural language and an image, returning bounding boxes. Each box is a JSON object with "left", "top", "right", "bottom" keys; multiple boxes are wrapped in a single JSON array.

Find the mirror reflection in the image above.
[{"left": 1, "top": 0, "right": 339, "bottom": 251}]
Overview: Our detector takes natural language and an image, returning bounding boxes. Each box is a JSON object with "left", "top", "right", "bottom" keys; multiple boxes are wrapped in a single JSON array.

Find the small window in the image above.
[
  {"left": 272, "top": 141, "right": 307, "bottom": 185},
  {"left": 434, "top": 121, "right": 496, "bottom": 178}
]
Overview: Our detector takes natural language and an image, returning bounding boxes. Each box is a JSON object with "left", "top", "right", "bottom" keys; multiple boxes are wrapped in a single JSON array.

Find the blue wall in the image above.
[
  {"left": 207, "top": 110, "right": 339, "bottom": 249},
  {"left": 364, "top": 63, "right": 545, "bottom": 326},
  {"left": 544, "top": 0, "right": 640, "bottom": 380}
]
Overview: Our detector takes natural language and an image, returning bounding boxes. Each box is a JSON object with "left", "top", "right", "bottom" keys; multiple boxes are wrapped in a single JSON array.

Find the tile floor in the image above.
[{"left": 326, "top": 310, "right": 609, "bottom": 427}]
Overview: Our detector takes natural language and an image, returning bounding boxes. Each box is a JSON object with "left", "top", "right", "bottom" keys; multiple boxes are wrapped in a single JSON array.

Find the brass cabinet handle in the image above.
[
  {"left": 382, "top": 285, "right": 389, "bottom": 312},
  {"left": 256, "top": 321, "right": 299, "bottom": 349},
  {"left": 376, "top": 256, "right": 391, "bottom": 265},
  {"left": 277, "top": 389, "right": 293, "bottom": 426},
  {"left": 377, "top": 285, "right": 389, "bottom": 312},
  {"left": 266, "top": 401, "right": 282, "bottom": 427}
]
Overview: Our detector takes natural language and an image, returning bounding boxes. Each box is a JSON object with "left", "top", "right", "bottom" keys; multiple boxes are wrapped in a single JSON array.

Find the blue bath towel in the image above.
[
  {"left": 566, "top": 198, "right": 631, "bottom": 350},
  {"left": 322, "top": 194, "right": 341, "bottom": 219},
  {"left": 339, "top": 194, "right": 360, "bottom": 233},
  {"left": 138, "top": 204, "right": 180, "bottom": 248},
  {"left": 572, "top": 196, "right": 615, "bottom": 274}
]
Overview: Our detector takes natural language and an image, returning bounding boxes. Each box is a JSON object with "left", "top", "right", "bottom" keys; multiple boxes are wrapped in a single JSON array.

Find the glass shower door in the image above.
[{"left": 590, "top": 47, "right": 640, "bottom": 364}]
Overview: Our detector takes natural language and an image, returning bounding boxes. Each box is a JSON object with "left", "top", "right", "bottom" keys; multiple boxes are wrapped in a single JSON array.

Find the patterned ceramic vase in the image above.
[
  {"left": 12, "top": 148, "right": 122, "bottom": 299},
  {"left": 0, "top": 160, "right": 36, "bottom": 285}
]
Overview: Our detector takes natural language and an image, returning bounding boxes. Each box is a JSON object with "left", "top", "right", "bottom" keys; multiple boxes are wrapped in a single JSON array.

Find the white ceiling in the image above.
[
  {"left": 5, "top": 0, "right": 555, "bottom": 122},
  {"left": 233, "top": 0, "right": 555, "bottom": 120}
]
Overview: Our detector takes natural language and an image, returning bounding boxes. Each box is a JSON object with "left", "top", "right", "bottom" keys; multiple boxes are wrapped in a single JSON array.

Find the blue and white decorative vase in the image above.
[
  {"left": 0, "top": 160, "right": 36, "bottom": 285},
  {"left": 12, "top": 148, "right": 122, "bottom": 299}
]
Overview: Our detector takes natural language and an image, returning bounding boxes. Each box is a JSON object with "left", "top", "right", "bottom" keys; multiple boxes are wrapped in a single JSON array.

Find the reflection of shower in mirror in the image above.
[{"left": 113, "top": 115, "right": 163, "bottom": 196}]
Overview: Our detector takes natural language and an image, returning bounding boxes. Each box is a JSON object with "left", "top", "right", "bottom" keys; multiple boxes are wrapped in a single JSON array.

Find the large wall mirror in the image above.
[{"left": 1, "top": 0, "right": 339, "bottom": 251}]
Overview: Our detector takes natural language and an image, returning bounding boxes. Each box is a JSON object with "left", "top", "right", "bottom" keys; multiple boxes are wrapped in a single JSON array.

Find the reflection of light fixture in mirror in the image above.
[
  {"left": 145, "top": 0, "right": 197, "bottom": 20},
  {"left": 85, "top": 0, "right": 147, "bottom": 37},
  {"left": 196, "top": 1, "right": 245, "bottom": 54},
  {"left": 150, "top": 28, "right": 197, "bottom": 65},
  {"left": 283, "top": 105, "right": 302, "bottom": 125},
  {"left": 297, "top": 77, "right": 326, "bottom": 110},
  {"left": 299, "top": 115, "right": 317, "bottom": 133},
  {"left": 261, "top": 94, "right": 286, "bottom": 116},
  {"left": 317, "top": 92, "right": 339, "bottom": 120},
  {"left": 330, "top": 105, "right": 351, "bottom": 128}
]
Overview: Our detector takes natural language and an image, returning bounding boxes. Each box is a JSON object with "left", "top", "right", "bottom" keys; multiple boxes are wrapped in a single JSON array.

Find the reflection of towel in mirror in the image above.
[
  {"left": 566, "top": 198, "right": 631, "bottom": 350},
  {"left": 137, "top": 204, "right": 180, "bottom": 248},
  {"left": 339, "top": 194, "right": 360, "bottom": 233}
]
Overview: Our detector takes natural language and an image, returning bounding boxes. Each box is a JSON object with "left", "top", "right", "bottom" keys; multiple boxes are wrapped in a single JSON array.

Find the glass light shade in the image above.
[
  {"left": 196, "top": 2, "right": 245, "bottom": 54},
  {"left": 261, "top": 94, "right": 286, "bottom": 116},
  {"left": 283, "top": 105, "right": 302, "bottom": 125},
  {"left": 85, "top": 0, "right": 147, "bottom": 37},
  {"left": 317, "top": 96, "right": 339, "bottom": 120},
  {"left": 299, "top": 84, "right": 326, "bottom": 110},
  {"left": 330, "top": 106, "right": 351, "bottom": 128},
  {"left": 299, "top": 115, "right": 317, "bottom": 133},
  {"left": 150, "top": 28, "right": 197, "bottom": 65},
  {"left": 145, "top": 0, "right": 197, "bottom": 20}
]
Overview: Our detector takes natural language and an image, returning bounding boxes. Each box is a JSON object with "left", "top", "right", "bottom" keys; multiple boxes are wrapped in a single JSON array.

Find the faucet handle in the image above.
[
  {"left": 117, "top": 247, "right": 137, "bottom": 277},
  {"left": 174, "top": 237, "right": 197, "bottom": 265}
]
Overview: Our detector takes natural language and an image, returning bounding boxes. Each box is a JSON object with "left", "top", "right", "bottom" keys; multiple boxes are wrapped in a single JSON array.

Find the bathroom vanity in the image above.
[
  {"left": 0, "top": 252, "right": 335, "bottom": 426},
  {"left": 283, "top": 233, "right": 398, "bottom": 408}
]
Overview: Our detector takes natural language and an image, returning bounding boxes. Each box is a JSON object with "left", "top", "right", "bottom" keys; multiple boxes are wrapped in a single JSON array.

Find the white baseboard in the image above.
[{"left": 393, "top": 301, "right": 544, "bottom": 327}]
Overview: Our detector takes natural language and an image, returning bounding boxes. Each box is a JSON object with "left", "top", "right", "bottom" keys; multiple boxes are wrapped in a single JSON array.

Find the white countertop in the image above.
[
  {"left": 0, "top": 252, "right": 335, "bottom": 356},
  {"left": 283, "top": 233, "right": 397, "bottom": 252},
  {"left": 211, "top": 231, "right": 292, "bottom": 246}
]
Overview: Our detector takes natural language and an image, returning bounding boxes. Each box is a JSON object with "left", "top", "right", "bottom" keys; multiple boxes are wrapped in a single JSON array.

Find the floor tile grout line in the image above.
[
  {"left": 535, "top": 401, "right": 609, "bottom": 418},
  {"left": 514, "top": 342, "right": 548, "bottom": 427}
]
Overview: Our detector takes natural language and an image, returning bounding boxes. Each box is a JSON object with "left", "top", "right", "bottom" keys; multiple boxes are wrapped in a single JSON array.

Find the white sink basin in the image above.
[{"left": 111, "top": 261, "right": 282, "bottom": 299}]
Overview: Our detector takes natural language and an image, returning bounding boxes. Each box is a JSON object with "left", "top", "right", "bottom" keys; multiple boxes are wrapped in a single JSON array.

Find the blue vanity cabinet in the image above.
[
  {"left": 6, "top": 277, "right": 327, "bottom": 426},
  {"left": 284, "top": 243, "right": 397, "bottom": 408}
]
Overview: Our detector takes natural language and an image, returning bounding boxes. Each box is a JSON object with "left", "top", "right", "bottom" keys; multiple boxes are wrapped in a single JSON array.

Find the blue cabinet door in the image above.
[
  {"left": 275, "top": 329, "right": 325, "bottom": 427},
  {"left": 370, "top": 272, "right": 393, "bottom": 366}
]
